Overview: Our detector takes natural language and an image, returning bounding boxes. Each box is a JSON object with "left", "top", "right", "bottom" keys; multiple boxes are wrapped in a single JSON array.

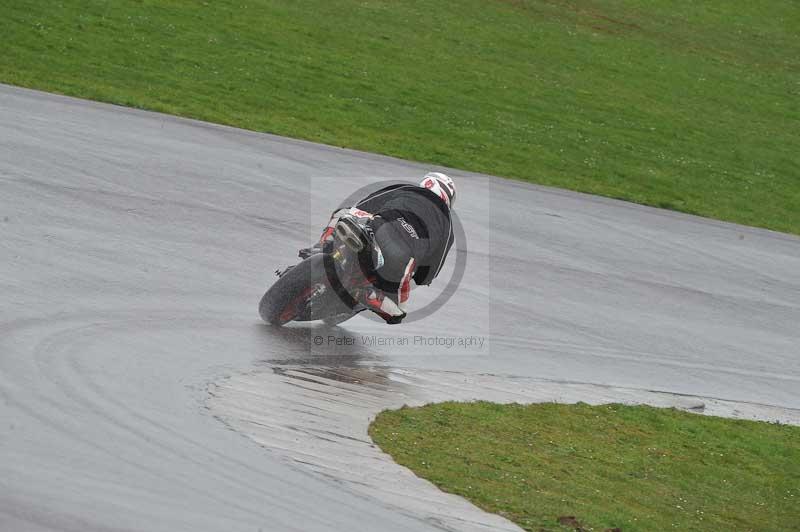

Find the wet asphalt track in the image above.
[{"left": 1, "top": 84, "right": 799, "bottom": 531}]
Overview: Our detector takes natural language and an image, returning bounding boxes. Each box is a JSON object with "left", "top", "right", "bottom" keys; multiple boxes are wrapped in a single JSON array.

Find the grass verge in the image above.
[
  {"left": 2, "top": 1, "right": 799, "bottom": 233},
  {"left": 369, "top": 402, "right": 800, "bottom": 531}
]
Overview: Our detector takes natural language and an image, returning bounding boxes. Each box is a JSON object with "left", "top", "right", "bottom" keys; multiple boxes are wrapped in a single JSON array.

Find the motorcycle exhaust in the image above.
[{"left": 334, "top": 217, "right": 366, "bottom": 253}]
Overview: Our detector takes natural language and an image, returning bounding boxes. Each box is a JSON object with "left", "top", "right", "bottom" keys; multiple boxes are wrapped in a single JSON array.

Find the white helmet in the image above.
[{"left": 419, "top": 172, "right": 456, "bottom": 209}]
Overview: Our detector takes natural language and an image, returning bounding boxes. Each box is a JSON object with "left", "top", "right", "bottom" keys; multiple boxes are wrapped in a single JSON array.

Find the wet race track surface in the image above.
[{"left": 2, "top": 85, "right": 799, "bottom": 531}]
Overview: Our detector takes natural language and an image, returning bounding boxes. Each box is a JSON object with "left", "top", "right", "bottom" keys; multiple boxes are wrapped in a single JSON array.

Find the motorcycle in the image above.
[{"left": 259, "top": 216, "right": 374, "bottom": 326}]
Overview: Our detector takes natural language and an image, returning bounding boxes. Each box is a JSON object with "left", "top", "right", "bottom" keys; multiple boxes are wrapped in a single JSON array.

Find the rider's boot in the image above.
[
  {"left": 298, "top": 243, "right": 322, "bottom": 260},
  {"left": 299, "top": 226, "right": 334, "bottom": 259}
]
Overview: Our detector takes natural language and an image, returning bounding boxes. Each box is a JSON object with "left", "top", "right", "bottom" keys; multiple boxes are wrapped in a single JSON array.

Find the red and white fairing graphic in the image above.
[{"left": 398, "top": 257, "right": 415, "bottom": 311}]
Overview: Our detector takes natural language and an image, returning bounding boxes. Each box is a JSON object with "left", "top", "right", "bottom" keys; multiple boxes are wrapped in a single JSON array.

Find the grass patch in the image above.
[
  {"left": 2, "top": 1, "right": 799, "bottom": 233},
  {"left": 369, "top": 402, "right": 800, "bottom": 531}
]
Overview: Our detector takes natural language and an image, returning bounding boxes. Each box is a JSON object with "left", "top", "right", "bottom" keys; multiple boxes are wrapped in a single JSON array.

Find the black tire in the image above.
[{"left": 259, "top": 254, "right": 353, "bottom": 325}]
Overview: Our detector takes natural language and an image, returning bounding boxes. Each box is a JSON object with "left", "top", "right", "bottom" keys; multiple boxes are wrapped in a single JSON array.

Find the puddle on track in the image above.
[{"left": 208, "top": 331, "right": 800, "bottom": 532}]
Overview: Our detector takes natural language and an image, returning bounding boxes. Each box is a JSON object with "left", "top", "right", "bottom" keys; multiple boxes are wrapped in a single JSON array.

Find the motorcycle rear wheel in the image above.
[{"left": 259, "top": 254, "right": 354, "bottom": 325}]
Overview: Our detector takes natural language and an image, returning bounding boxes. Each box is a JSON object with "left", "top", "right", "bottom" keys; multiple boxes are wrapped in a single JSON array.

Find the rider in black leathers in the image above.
[{"left": 300, "top": 172, "right": 456, "bottom": 324}]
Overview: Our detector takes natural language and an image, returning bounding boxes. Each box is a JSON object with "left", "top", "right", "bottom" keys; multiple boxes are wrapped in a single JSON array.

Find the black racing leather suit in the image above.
[{"left": 336, "top": 184, "right": 454, "bottom": 322}]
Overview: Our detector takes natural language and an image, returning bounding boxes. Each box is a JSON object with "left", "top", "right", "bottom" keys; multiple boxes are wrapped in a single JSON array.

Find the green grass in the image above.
[
  {"left": 2, "top": 1, "right": 799, "bottom": 233},
  {"left": 370, "top": 402, "right": 800, "bottom": 531}
]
